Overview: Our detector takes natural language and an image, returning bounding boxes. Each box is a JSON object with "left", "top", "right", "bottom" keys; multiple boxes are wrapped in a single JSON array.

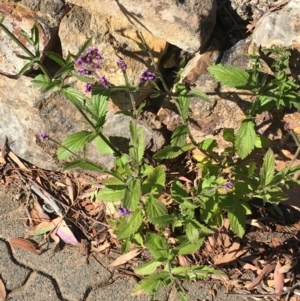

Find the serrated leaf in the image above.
[
  {"left": 208, "top": 64, "right": 253, "bottom": 89},
  {"left": 104, "top": 177, "right": 125, "bottom": 186},
  {"left": 94, "top": 135, "right": 114, "bottom": 154},
  {"left": 97, "top": 187, "right": 124, "bottom": 202},
  {"left": 60, "top": 87, "right": 87, "bottom": 110},
  {"left": 123, "top": 178, "right": 141, "bottom": 210},
  {"left": 175, "top": 238, "right": 204, "bottom": 255},
  {"left": 62, "top": 159, "right": 105, "bottom": 172},
  {"left": 88, "top": 93, "right": 108, "bottom": 124},
  {"left": 115, "top": 209, "right": 143, "bottom": 239},
  {"left": 135, "top": 259, "right": 162, "bottom": 275},
  {"left": 145, "top": 195, "right": 168, "bottom": 222},
  {"left": 198, "top": 138, "right": 218, "bottom": 152},
  {"left": 129, "top": 122, "right": 145, "bottom": 164},
  {"left": 145, "top": 233, "right": 169, "bottom": 260},
  {"left": 57, "top": 131, "right": 96, "bottom": 160},
  {"left": 223, "top": 128, "right": 235, "bottom": 143},
  {"left": 185, "top": 222, "right": 199, "bottom": 242},
  {"left": 153, "top": 144, "right": 194, "bottom": 160},
  {"left": 150, "top": 214, "right": 176, "bottom": 227},
  {"left": 171, "top": 124, "right": 188, "bottom": 147},
  {"left": 235, "top": 120, "right": 257, "bottom": 159},
  {"left": 45, "top": 51, "right": 66, "bottom": 67},
  {"left": 142, "top": 166, "right": 166, "bottom": 195},
  {"left": 228, "top": 206, "right": 246, "bottom": 238},
  {"left": 171, "top": 179, "right": 189, "bottom": 203},
  {"left": 132, "top": 272, "right": 170, "bottom": 295},
  {"left": 175, "top": 95, "right": 190, "bottom": 121},
  {"left": 187, "top": 89, "right": 209, "bottom": 101},
  {"left": 75, "top": 38, "right": 92, "bottom": 58},
  {"left": 260, "top": 148, "right": 275, "bottom": 186}
]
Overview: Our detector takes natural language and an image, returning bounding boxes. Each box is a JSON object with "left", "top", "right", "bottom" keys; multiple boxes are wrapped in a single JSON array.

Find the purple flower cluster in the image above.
[
  {"left": 39, "top": 132, "right": 49, "bottom": 140},
  {"left": 117, "top": 59, "right": 127, "bottom": 71},
  {"left": 118, "top": 207, "right": 131, "bottom": 217},
  {"left": 140, "top": 70, "right": 157, "bottom": 83},
  {"left": 75, "top": 47, "right": 103, "bottom": 76},
  {"left": 99, "top": 76, "right": 110, "bottom": 89},
  {"left": 224, "top": 181, "right": 233, "bottom": 190},
  {"left": 85, "top": 83, "right": 92, "bottom": 93}
]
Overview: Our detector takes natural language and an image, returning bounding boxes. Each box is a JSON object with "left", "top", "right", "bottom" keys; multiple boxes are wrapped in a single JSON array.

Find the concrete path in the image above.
[{"left": 0, "top": 184, "right": 243, "bottom": 301}]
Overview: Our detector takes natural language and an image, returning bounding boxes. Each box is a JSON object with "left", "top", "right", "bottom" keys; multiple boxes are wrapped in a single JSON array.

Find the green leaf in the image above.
[
  {"left": 185, "top": 222, "right": 199, "bottom": 242},
  {"left": 75, "top": 38, "right": 92, "bottom": 58},
  {"left": 96, "top": 187, "right": 124, "bottom": 202},
  {"left": 142, "top": 165, "right": 166, "bottom": 195},
  {"left": 104, "top": 177, "right": 125, "bottom": 186},
  {"left": 223, "top": 128, "right": 235, "bottom": 143},
  {"left": 153, "top": 144, "right": 194, "bottom": 160},
  {"left": 254, "top": 136, "right": 271, "bottom": 148},
  {"left": 187, "top": 89, "right": 209, "bottom": 101},
  {"left": 175, "top": 238, "right": 204, "bottom": 255},
  {"left": 45, "top": 51, "right": 66, "bottom": 67},
  {"left": 150, "top": 214, "right": 176, "bottom": 227},
  {"left": 171, "top": 124, "right": 188, "bottom": 147},
  {"left": 132, "top": 272, "right": 170, "bottom": 295},
  {"left": 228, "top": 205, "right": 246, "bottom": 238},
  {"left": 60, "top": 87, "right": 87, "bottom": 110},
  {"left": 235, "top": 119, "right": 257, "bottom": 159},
  {"left": 175, "top": 94, "right": 190, "bottom": 121},
  {"left": 198, "top": 138, "right": 218, "bottom": 153},
  {"left": 145, "top": 233, "right": 170, "bottom": 260},
  {"left": 145, "top": 195, "right": 168, "bottom": 222},
  {"left": 115, "top": 209, "right": 143, "bottom": 239},
  {"left": 171, "top": 179, "right": 189, "bottom": 203},
  {"left": 88, "top": 93, "right": 109, "bottom": 125},
  {"left": 208, "top": 64, "right": 253, "bottom": 89},
  {"left": 57, "top": 131, "right": 96, "bottom": 160},
  {"left": 62, "top": 159, "right": 105, "bottom": 172},
  {"left": 129, "top": 122, "right": 145, "bottom": 164},
  {"left": 123, "top": 178, "right": 141, "bottom": 210},
  {"left": 135, "top": 259, "right": 162, "bottom": 275},
  {"left": 260, "top": 149, "right": 275, "bottom": 187},
  {"left": 94, "top": 135, "right": 114, "bottom": 154}
]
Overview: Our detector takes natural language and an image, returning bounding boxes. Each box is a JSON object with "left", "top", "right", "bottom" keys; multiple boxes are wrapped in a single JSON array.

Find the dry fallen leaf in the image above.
[
  {"left": 279, "top": 261, "right": 297, "bottom": 274},
  {"left": 245, "top": 264, "right": 275, "bottom": 290},
  {"left": 9, "top": 238, "right": 42, "bottom": 255},
  {"left": 214, "top": 241, "right": 247, "bottom": 265},
  {"left": 177, "top": 255, "right": 190, "bottom": 267},
  {"left": 109, "top": 249, "right": 142, "bottom": 267},
  {"left": 274, "top": 261, "right": 284, "bottom": 295},
  {"left": 91, "top": 242, "right": 110, "bottom": 253},
  {"left": 0, "top": 277, "right": 6, "bottom": 301},
  {"left": 246, "top": 219, "right": 268, "bottom": 231},
  {"left": 238, "top": 261, "right": 262, "bottom": 273}
]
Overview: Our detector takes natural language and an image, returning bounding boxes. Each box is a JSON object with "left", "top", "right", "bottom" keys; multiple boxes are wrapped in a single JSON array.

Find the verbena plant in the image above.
[{"left": 2, "top": 16, "right": 300, "bottom": 301}]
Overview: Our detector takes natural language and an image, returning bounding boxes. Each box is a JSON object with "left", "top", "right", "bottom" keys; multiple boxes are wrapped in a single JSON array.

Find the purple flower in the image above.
[
  {"left": 99, "top": 76, "right": 110, "bottom": 89},
  {"left": 39, "top": 132, "right": 49, "bottom": 140},
  {"left": 140, "top": 70, "right": 157, "bottom": 83},
  {"left": 85, "top": 83, "right": 92, "bottom": 93},
  {"left": 75, "top": 47, "right": 103, "bottom": 75},
  {"left": 118, "top": 207, "right": 131, "bottom": 216},
  {"left": 224, "top": 181, "right": 233, "bottom": 190},
  {"left": 117, "top": 59, "right": 127, "bottom": 71}
]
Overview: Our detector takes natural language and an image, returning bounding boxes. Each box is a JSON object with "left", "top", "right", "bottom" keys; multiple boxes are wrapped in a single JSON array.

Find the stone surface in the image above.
[
  {"left": 251, "top": 0, "right": 300, "bottom": 49},
  {"left": 0, "top": 73, "right": 164, "bottom": 171},
  {"left": 0, "top": 0, "right": 67, "bottom": 75},
  {"left": 59, "top": 5, "right": 168, "bottom": 109},
  {"left": 65, "top": 0, "right": 217, "bottom": 53}
]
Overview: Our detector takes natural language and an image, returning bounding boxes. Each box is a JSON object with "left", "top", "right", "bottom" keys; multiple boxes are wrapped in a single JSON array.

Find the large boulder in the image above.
[{"left": 65, "top": 0, "right": 217, "bottom": 53}]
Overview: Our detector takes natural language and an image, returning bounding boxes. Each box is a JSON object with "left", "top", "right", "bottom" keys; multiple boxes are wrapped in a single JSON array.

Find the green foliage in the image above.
[{"left": 4, "top": 22, "right": 300, "bottom": 300}]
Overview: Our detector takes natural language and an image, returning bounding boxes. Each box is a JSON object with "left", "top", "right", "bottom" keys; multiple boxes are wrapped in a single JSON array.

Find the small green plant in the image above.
[
  {"left": 208, "top": 45, "right": 300, "bottom": 159},
  {"left": 2, "top": 16, "right": 300, "bottom": 300}
]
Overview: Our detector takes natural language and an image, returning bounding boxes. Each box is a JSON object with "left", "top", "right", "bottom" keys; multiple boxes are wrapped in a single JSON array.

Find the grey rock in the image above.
[
  {"left": 0, "top": 0, "right": 67, "bottom": 75},
  {"left": 252, "top": 0, "right": 300, "bottom": 49}
]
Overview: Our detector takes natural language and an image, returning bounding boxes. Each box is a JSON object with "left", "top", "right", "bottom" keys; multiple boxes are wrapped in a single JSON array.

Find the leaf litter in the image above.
[{"left": 1, "top": 140, "right": 300, "bottom": 299}]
